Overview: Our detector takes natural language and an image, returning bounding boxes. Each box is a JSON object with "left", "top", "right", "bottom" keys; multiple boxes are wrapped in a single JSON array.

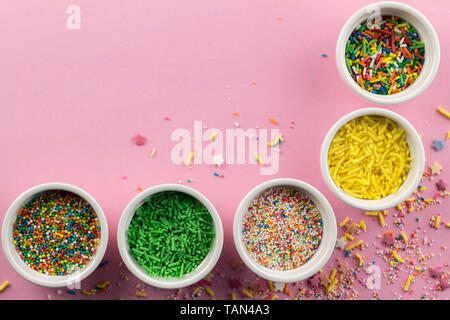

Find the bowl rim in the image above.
[
  {"left": 233, "top": 178, "right": 337, "bottom": 282},
  {"left": 320, "top": 107, "right": 425, "bottom": 211},
  {"left": 335, "top": 1, "right": 440, "bottom": 105},
  {"left": 117, "top": 183, "right": 224, "bottom": 289},
  {"left": 1, "top": 182, "right": 109, "bottom": 288}
]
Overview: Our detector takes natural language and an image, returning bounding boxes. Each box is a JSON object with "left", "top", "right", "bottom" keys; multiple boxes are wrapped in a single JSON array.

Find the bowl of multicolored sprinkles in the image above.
[
  {"left": 233, "top": 178, "right": 337, "bottom": 283},
  {"left": 336, "top": 1, "right": 439, "bottom": 105},
  {"left": 1, "top": 183, "right": 108, "bottom": 288},
  {"left": 117, "top": 184, "right": 224, "bottom": 289},
  {"left": 320, "top": 108, "right": 425, "bottom": 211}
]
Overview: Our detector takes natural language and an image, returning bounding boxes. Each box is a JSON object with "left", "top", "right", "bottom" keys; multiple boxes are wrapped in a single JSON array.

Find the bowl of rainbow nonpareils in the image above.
[
  {"left": 336, "top": 1, "right": 440, "bottom": 105},
  {"left": 320, "top": 108, "right": 425, "bottom": 211},
  {"left": 117, "top": 184, "right": 224, "bottom": 289},
  {"left": 1, "top": 183, "right": 108, "bottom": 287},
  {"left": 233, "top": 178, "right": 337, "bottom": 283}
]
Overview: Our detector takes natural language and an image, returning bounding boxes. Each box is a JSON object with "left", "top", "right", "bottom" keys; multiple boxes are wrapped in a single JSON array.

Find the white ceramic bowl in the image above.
[
  {"left": 233, "top": 178, "right": 337, "bottom": 283},
  {"left": 117, "top": 184, "right": 224, "bottom": 289},
  {"left": 320, "top": 108, "right": 425, "bottom": 211},
  {"left": 1, "top": 183, "right": 108, "bottom": 288},
  {"left": 336, "top": 1, "right": 440, "bottom": 105}
]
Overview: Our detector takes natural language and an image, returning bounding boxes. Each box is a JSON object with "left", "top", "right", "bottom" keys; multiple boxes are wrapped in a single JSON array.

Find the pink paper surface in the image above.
[{"left": 0, "top": 0, "right": 449, "bottom": 300}]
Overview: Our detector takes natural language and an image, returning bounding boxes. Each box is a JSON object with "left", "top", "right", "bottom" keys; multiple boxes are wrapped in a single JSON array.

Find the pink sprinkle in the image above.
[
  {"left": 132, "top": 134, "right": 147, "bottom": 146},
  {"left": 228, "top": 278, "right": 242, "bottom": 290},
  {"left": 429, "top": 265, "right": 443, "bottom": 278},
  {"left": 164, "top": 117, "right": 171, "bottom": 121},
  {"left": 197, "top": 279, "right": 212, "bottom": 287}
]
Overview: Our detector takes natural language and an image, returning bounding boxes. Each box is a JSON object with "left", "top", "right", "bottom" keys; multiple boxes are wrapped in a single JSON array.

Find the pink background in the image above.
[{"left": 0, "top": 0, "right": 449, "bottom": 300}]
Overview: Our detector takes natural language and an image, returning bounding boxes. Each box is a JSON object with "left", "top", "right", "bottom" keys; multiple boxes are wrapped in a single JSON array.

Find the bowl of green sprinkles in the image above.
[
  {"left": 1, "top": 183, "right": 108, "bottom": 288},
  {"left": 336, "top": 1, "right": 440, "bottom": 105},
  {"left": 117, "top": 184, "right": 224, "bottom": 289}
]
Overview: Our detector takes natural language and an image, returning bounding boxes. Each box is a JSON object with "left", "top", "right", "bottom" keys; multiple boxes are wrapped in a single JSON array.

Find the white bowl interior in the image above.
[
  {"left": 117, "top": 184, "right": 224, "bottom": 289},
  {"left": 320, "top": 108, "right": 425, "bottom": 211},
  {"left": 336, "top": 1, "right": 440, "bottom": 105},
  {"left": 1, "top": 183, "right": 108, "bottom": 288},
  {"left": 233, "top": 178, "right": 337, "bottom": 283}
]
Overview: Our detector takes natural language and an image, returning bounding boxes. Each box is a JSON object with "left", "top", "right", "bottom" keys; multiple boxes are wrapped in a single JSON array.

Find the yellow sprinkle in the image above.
[
  {"left": 269, "top": 294, "right": 277, "bottom": 300},
  {"left": 241, "top": 289, "right": 254, "bottom": 298},
  {"left": 205, "top": 287, "right": 215, "bottom": 297},
  {"left": 185, "top": 152, "right": 194, "bottom": 166},
  {"left": 446, "top": 132, "right": 450, "bottom": 140},
  {"left": 400, "top": 232, "right": 408, "bottom": 244},
  {"left": 365, "top": 211, "right": 379, "bottom": 216},
  {"left": 383, "top": 210, "right": 387, "bottom": 216},
  {"left": 209, "top": 131, "right": 217, "bottom": 141},
  {"left": 344, "top": 233, "right": 355, "bottom": 241},
  {"left": 437, "top": 107, "right": 450, "bottom": 119},
  {"left": 328, "top": 116, "right": 412, "bottom": 201},
  {"left": 268, "top": 280, "right": 275, "bottom": 292},
  {"left": 339, "top": 217, "right": 350, "bottom": 228},
  {"left": 192, "top": 286, "right": 202, "bottom": 296},
  {"left": 254, "top": 152, "right": 264, "bottom": 165},
  {"left": 329, "top": 269, "right": 337, "bottom": 281},
  {"left": 270, "top": 117, "right": 278, "bottom": 124},
  {"left": 408, "top": 206, "right": 415, "bottom": 213},
  {"left": 267, "top": 135, "right": 283, "bottom": 146},
  {"left": 404, "top": 275, "right": 414, "bottom": 292},
  {"left": 378, "top": 212, "right": 385, "bottom": 226},
  {"left": 405, "top": 198, "right": 414, "bottom": 202},
  {"left": 446, "top": 223, "right": 450, "bottom": 228},
  {"left": 136, "top": 291, "right": 147, "bottom": 298},
  {"left": 345, "top": 240, "right": 363, "bottom": 252},
  {"left": 435, "top": 215, "right": 441, "bottom": 229},
  {"left": 326, "top": 279, "right": 338, "bottom": 293},
  {"left": 396, "top": 203, "right": 404, "bottom": 211},
  {"left": 82, "top": 290, "right": 96, "bottom": 296},
  {"left": 393, "top": 250, "right": 405, "bottom": 264},
  {"left": 231, "top": 292, "right": 236, "bottom": 300},
  {"left": 96, "top": 281, "right": 110, "bottom": 289},
  {"left": 150, "top": 147, "right": 157, "bottom": 157},
  {"left": 0, "top": 281, "right": 9, "bottom": 292},
  {"left": 355, "top": 254, "right": 363, "bottom": 267},
  {"left": 359, "top": 220, "right": 366, "bottom": 231}
]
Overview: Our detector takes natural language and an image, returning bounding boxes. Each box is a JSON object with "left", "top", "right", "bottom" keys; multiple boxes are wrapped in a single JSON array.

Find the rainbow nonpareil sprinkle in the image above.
[
  {"left": 242, "top": 186, "right": 323, "bottom": 271},
  {"left": 345, "top": 16, "right": 425, "bottom": 95},
  {"left": 13, "top": 191, "right": 101, "bottom": 276}
]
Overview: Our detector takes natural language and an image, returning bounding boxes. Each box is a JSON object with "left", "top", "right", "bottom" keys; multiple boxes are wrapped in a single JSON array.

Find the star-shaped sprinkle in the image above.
[
  {"left": 436, "top": 179, "right": 448, "bottom": 191},
  {"left": 132, "top": 134, "right": 147, "bottom": 146},
  {"left": 230, "top": 260, "right": 244, "bottom": 271},
  {"left": 432, "top": 139, "right": 445, "bottom": 151},
  {"left": 212, "top": 154, "right": 225, "bottom": 167},
  {"left": 429, "top": 265, "right": 443, "bottom": 278},
  {"left": 383, "top": 232, "right": 395, "bottom": 246},
  {"left": 430, "top": 162, "right": 442, "bottom": 175},
  {"left": 337, "top": 262, "right": 350, "bottom": 274},
  {"left": 319, "top": 275, "right": 330, "bottom": 288},
  {"left": 307, "top": 274, "right": 321, "bottom": 288},
  {"left": 273, "top": 282, "right": 284, "bottom": 292},
  {"left": 335, "top": 237, "right": 347, "bottom": 250}
]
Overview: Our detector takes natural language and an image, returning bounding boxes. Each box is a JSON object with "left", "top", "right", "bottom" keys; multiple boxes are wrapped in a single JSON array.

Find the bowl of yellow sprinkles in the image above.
[{"left": 320, "top": 108, "right": 425, "bottom": 211}]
